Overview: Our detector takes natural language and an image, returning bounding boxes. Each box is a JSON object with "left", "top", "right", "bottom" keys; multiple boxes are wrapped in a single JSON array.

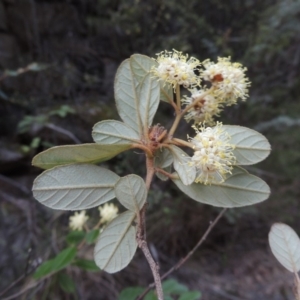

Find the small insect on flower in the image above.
[
  {"left": 182, "top": 88, "right": 221, "bottom": 125},
  {"left": 189, "top": 122, "right": 235, "bottom": 185},
  {"left": 201, "top": 57, "right": 250, "bottom": 105},
  {"left": 152, "top": 49, "right": 201, "bottom": 89},
  {"left": 69, "top": 210, "right": 89, "bottom": 231},
  {"left": 98, "top": 203, "right": 118, "bottom": 224}
]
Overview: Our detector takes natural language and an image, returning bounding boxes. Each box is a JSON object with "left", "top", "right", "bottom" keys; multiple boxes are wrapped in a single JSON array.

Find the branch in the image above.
[
  {"left": 136, "top": 156, "right": 164, "bottom": 300},
  {"left": 137, "top": 208, "right": 227, "bottom": 300}
]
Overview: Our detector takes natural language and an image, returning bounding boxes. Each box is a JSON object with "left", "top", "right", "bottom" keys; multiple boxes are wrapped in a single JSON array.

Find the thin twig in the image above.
[{"left": 137, "top": 208, "right": 227, "bottom": 300}]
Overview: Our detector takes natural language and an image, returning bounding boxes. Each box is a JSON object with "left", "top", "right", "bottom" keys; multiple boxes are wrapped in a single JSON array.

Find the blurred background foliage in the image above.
[{"left": 1, "top": 0, "right": 300, "bottom": 299}]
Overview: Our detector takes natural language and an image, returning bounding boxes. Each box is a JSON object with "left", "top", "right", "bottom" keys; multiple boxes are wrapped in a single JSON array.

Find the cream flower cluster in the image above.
[
  {"left": 182, "top": 89, "right": 221, "bottom": 125},
  {"left": 201, "top": 57, "right": 250, "bottom": 105},
  {"left": 98, "top": 203, "right": 118, "bottom": 224},
  {"left": 69, "top": 210, "right": 89, "bottom": 231},
  {"left": 152, "top": 50, "right": 200, "bottom": 88},
  {"left": 189, "top": 123, "right": 235, "bottom": 184}
]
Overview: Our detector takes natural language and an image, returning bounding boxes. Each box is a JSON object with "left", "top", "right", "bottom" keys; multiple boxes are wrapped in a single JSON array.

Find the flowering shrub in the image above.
[{"left": 32, "top": 50, "right": 271, "bottom": 299}]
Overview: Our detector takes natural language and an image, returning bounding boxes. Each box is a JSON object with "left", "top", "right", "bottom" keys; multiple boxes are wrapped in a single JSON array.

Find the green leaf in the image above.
[
  {"left": 169, "top": 145, "right": 196, "bottom": 185},
  {"left": 73, "top": 258, "right": 100, "bottom": 272},
  {"left": 269, "top": 223, "right": 300, "bottom": 273},
  {"left": 57, "top": 273, "right": 76, "bottom": 293},
  {"left": 114, "top": 59, "right": 143, "bottom": 134},
  {"left": 85, "top": 229, "right": 100, "bottom": 244},
  {"left": 66, "top": 231, "right": 85, "bottom": 245},
  {"left": 115, "top": 175, "right": 147, "bottom": 213},
  {"left": 162, "top": 279, "right": 188, "bottom": 294},
  {"left": 32, "top": 164, "right": 119, "bottom": 210},
  {"left": 138, "top": 73, "right": 160, "bottom": 128},
  {"left": 145, "top": 293, "right": 159, "bottom": 300},
  {"left": 92, "top": 120, "right": 140, "bottom": 144},
  {"left": 33, "top": 247, "right": 77, "bottom": 279},
  {"left": 154, "top": 148, "right": 173, "bottom": 181},
  {"left": 179, "top": 291, "right": 202, "bottom": 300},
  {"left": 154, "top": 148, "right": 173, "bottom": 169},
  {"left": 130, "top": 54, "right": 173, "bottom": 103},
  {"left": 130, "top": 54, "right": 155, "bottom": 83},
  {"left": 118, "top": 287, "right": 144, "bottom": 300},
  {"left": 32, "top": 143, "right": 131, "bottom": 170},
  {"left": 172, "top": 167, "right": 270, "bottom": 208},
  {"left": 223, "top": 125, "right": 271, "bottom": 165},
  {"left": 159, "top": 82, "right": 173, "bottom": 103},
  {"left": 94, "top": 211, "right": 137, "bottom": 273}
]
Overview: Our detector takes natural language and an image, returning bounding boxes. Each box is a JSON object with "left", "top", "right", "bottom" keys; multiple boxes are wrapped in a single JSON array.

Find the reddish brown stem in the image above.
[{"left": 136, "top": 156, "right": 164, "bottom": 300}]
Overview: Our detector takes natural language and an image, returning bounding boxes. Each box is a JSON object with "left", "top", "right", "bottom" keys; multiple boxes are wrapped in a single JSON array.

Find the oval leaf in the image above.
[
  {"left": 32, "top": 164, "right": 119, "bottom": 210},
  {"left": 130, "top": 54, "right": 173, "bottom": 103},
  {"left": 223, "top": 125, "right": 271, "bottom": 165},
  {"left": 154, "top": 148, "right": 173, "bottom": 169},
  {"left": 92, "top": 120, "right": 140, "bottom": 144},
  {"left": 169, "top": 145, "right": 196, "bottom": 185},
  {"left": 269, "top": 223, "right": 300, "bottom": 273},
  {"left": 172, "top": 168, "right": 270, "bottom": 207},
  {"left": 32, "top": 143, "right": 132, "bottom": 170},
  {"left": 33, "top": 247, "right": 77, "bottom": 279},
  {"left": 130, "top": 54, "right": 156, "bottom": 83},
  {"left": 138, "top": 73, "right": 160, "bottom": 128},
  {"left": 154, "top": 148, "right": 173, "bottom": 181},
  {"left": 115, "top": 59, "right": 142, "bottom": 134},
  {"left": 94, "top": 210, "right": 137, "bottom": 273},
  {"left": 115, "top": 175, "right": 147, "bottom": 213}
]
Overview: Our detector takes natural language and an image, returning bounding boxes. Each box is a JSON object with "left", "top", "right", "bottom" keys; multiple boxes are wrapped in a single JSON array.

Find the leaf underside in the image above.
[
  {"left": 115, "top": 175, "right": 147, "bottom": 213},
  {"left": 92, "top": 120, "right": 140, "bottom": 144},
  {"left": 172, "top": 167, "right": 270, "bottom": 208},
  {"left": 94, "top": 211, "right": 137, "bottom": 273},
  {"left": 269, "top": 223, "right": 300, "bottom": 273},
  {"left": 224, "top": 125, "right": 271, "bottom": 165},
  {"left": 32, "top": 164, "right": 119, "bottom": 210},
  {"left": 169, "top": 145, "right": 196, "bottom": 185}
]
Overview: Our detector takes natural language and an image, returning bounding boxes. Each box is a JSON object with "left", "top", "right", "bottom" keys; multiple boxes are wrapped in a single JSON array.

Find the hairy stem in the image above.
[
  {"left": 137, "top": 156, "right": 164, "bottom": 300},
  {"left": 137, "top": 208, "right": 227, "bottom": 300}
]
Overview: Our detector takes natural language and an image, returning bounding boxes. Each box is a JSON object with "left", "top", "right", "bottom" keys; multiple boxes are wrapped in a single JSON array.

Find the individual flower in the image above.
[
  {"left": 69, "top": 210, "right": 89, "bottom": 231},
  {"left": 189, "top": 122, "right": 235, "bottom": 184},
  {"left": 201, "top": 57, "right": 250, "bottom": 105},
  {"left": 181, "top": 88, "right": 221, "bottom": 125},
  {"left": 152, "top": 49, "right": 200, "bottom": 88},
  {"left": 98, "top": 203, "right": 118, "bottom": 224}
]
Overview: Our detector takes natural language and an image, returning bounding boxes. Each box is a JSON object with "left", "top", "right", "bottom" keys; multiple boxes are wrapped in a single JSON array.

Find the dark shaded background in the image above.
[{"left": 1, "top": 0, "right": 300, "bottom": 299}]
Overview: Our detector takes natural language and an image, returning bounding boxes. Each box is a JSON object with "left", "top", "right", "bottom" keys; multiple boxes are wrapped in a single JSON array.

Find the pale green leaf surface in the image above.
[
  {"left": 154, "top": 148, "right": 173, "bottom": 181},
  {"left": 172, "top": 168, "right": 270, "bottom": 207},
  {"left": 224, "top": 125, "right": 271, "bottom": 165},
  {"left": 138, "top": 73, "right": 160, "bottom": 128},
  {"left": 115, "top": 59, "right": 142, "bottom": 133},
  {"left": 156, "top": 165, "right": 172, "bottom": 181},
  {"left": 130, "top": 54, "right": 156, "bottom": 82},
  {"left": 169, "top": 145, "right": 196, "bottom": 185},
  {"left": 115, "top": 175, "right": 147, "bottom": 213},
  {"left": 32, "top": 164, "right": 119, "bottom": 210},
  {"left": 154, "top": 148, "right": 173, "bottom": 169},
  {"left": 94, "top": 211, "right": 137, "bottom": 273},
  {"left": 269, "top": 223, "right": 300, "bottom": 273},
  {"left": 32, "top": 143, "right": 131, "bottom": 169},
  {"left": 92, "top": 120, "right": 140, "bottom": 144},
  {"left": 130, "top": 54, "right": 173, "bottom": 103}
]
